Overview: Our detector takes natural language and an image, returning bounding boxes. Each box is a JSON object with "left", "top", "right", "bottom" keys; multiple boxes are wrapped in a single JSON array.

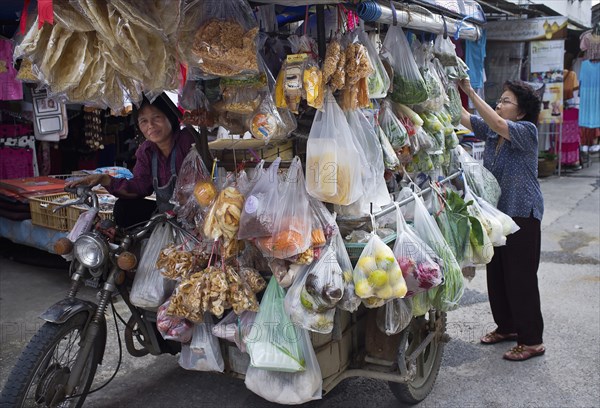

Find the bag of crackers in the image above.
[{"left": 179, "top": 0, "right": 259, "bottom": 77}]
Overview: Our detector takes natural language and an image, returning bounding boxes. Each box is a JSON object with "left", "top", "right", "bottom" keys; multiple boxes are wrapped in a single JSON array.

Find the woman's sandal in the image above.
[
  {"left": 480, "top": 330, "right": 518, "bottom": 344},
  {"left": 503, "top": 344, "right": 545, "bottom": 361}
]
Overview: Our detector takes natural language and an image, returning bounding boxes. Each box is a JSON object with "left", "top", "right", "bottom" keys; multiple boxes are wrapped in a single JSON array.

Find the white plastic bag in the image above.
[
  {"left": 382, "top": 26, "right": 428, "bottom": 105},
  {"left": 306, "top": 91, "right": 363, "bottom": 205},
  {"left": 130, "top": 222, "right": 177, "bottom": 309},
  {"left": 334, "top": 230, "right": 361, "bottom": 312},
  {"left": 377, "top": 298, "right": 413, "bottom": 335},
  {"left": 392, "top": 203, "right": 443, "bottom": 297},
  {"left": 179, "top": 315, "right": 224, "bottom": 372},
  {"left": 244, "top": 328, "right": 322, "bottom": 405},
  {"left": 246, "top": 278, "right": 305, "bottom": 372},
  {"left": 211, "top": 309, "right": 257, "bottom": 353},
  {"left": 412, "top": 193, "right": 464, "bottom": 312},
  {"left": 238, "top": 158, "right": 281, "bottom": 240},
  {"left": 353, "top": 233, "right": 407, "bottom": 304},
  {"left": 453, "top": 145, "right": 501, "bottom": 207}
]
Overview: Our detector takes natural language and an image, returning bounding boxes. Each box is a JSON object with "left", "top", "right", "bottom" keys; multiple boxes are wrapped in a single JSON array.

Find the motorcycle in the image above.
[{"left": 0, "top": 186, "right": 448, "bottom": 407}]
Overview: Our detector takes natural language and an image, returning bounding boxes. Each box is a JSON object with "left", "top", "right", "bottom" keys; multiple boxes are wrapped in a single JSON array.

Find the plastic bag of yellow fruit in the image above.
[{"left": 352, "top": 234, "right": 407, "bottom": 306}]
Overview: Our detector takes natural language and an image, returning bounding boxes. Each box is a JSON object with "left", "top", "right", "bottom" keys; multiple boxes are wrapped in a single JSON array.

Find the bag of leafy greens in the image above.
[{"left": 382, "top": 26, "right": 428, "bottom": 105}]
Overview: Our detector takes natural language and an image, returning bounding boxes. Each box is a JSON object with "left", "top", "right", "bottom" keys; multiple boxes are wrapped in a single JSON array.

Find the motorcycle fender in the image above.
[
  {"left": 40, "top": 298, "right": 108, "bottom": 364},
  {"left": 40, "top": 298, "right": 98, "bottom": 324}
]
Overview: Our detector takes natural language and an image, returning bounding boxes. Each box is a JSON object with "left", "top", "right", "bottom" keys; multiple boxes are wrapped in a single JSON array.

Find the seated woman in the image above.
[{"left": 68, "top": 94, "right": 195, "bottom": 227}]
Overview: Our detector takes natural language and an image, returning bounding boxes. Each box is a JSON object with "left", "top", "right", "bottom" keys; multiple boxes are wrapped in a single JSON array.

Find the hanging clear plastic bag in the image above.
[
  {"left": 430, "top": 185, "right": 471, "bottom": 265},
  {"left": 179, "top": 0, "right": 259, "bottom": 77},
  {"left": 333, "top": 230, "right": 361, "bottom": 312},
  {"left": 211, "top": 309, "right": 257, "bottom": 353},
  {"left": 244, "top": 328, "right": 322, "bottom": 405},
  {"left": 392, "top": 203, "right": 443, "bottom": 297},
  {"left": 380, "top": 100, "right": 410, "bottom": 153},
  {"left": 180, "top": 80, "right": 215, "bottom": 128},
  {"left": 284, "top": 263, "right": 336, "bottom": 334},
  {"left": 378, "top": 125, "right": 401, "bottom": 170},
  {"left": 353, "top": 232, "right": 407, "bottom": 305},
  {"left": 434, "top": 34, "right": 458, "bottom": 67},
  {"left": 376, "top": 298, "right": 413, "bottom": 335},
  {"left": 306, "top": 91, "right": 364, "bottom": 205},
  {"left": 446, "top": 82, "right": 462, "bottom": 126},
  {"left": 171, "top": 146, "right": 211, "bottom": 229},
  {"left": 412, "top": 192, "right": 464, "bottom": 312},
  {"left": 130, "top": 222, "right": 177, "bottom": 309},
  {"left": 453, "top": 145, "right": 501, "bottom": 207},
  {"left": 358, "top": 30, "right": 390, "bottom": 99},
  {"left": 382, "top": 26, "right": 428, "bottom": 105},
  {"left": 246, "top": 278, "right": 305, "bottom": 372},
  {"left": 157, "top": 298, "right": 193, "bottom": 343},
  {"left": 179, "top": 314, "right": 224, "bottom": 372},
  {"left": 335, "top": 110, "right": 391, "bottom": 216},
  {"left": 238, "top": 157, "right": 281, "bottom": 240},
  {"left": 255, "top": 157, "right": 312, "bottom": 260},
  {"left": 462, "top": 182, "right": 494, "bottom": 265},
  {"left": 476, "top": 195, "right": 520, "bottom": 245},
  {"left": 309, "top": 196, "right": 338, "bottom": 242}
]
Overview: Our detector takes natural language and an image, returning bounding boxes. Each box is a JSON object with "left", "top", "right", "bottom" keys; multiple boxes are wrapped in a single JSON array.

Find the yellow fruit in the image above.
[
  {"left": 367, "top": 269, "right": 388, "bottom": 288},
  {"left": 357, "top": 256, "right": 377, "bottom": 273},
  {"left": 376, "top": 284, "right": 393, "bottom": 299},
  {"left": 388, "top": 267, "right": 403, "bottom": 284},
  {"left": 392, "top": 282, "right": 408, "bottom": 298},
  {"left": 354, "top": 280, "right": 372, "bottom": 298},
  {"left": 374, "top": 247, "right": 395, "bottom": 270}
]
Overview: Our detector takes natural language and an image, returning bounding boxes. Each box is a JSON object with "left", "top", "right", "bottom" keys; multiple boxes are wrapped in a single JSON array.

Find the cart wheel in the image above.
[{"left": 388, "top": 311, "right": 446, "bottom": 404}]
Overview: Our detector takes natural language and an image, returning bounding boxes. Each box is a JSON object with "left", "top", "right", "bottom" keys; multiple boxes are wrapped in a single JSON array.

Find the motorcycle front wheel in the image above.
[
  {"left": 388, "top": 311, "right": 446, "bottom": 405},
  {"left": 0, "top": 312, "right": 103, "bottom": 408}
]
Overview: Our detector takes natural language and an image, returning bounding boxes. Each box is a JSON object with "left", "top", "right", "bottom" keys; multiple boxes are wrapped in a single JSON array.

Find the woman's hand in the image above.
[
  {"left": 66, "top": 173, "right": 111, "bottom": 189},
  {"left": 458, "top": 78, "right": 474, "bottom": 97}
]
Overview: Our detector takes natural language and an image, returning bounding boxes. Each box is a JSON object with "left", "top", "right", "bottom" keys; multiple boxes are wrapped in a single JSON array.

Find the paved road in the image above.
[{"left": 1, "top": 159, "right": 598, "bottom": 407}]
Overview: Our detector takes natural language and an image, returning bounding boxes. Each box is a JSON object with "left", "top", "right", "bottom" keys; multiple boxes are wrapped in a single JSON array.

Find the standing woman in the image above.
[
  {"left": 459, "top": 79, "right": 545, "bottom": 361},
  {"left": 67, "top": 94, "right": 195, "bottom": 227}
]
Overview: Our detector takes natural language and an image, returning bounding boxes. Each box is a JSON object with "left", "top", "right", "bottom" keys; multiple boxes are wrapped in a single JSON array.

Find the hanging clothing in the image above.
[
  {"left": 0, "top": 147, "right": 34, "bottom": 179},
  {"left": 578, "top": 60, "right": 600, "bottom": 129},
  {"left": 580, "top": 31, "right": 600, "bottom": 61},
  {"left": 580, "top": 127, "right": 600, "bottom": 146},
  {"left": 465, "top": 29, "right": 486, "bottom": 89},
  {"left": 0, "top": 39, "right": 23, "bottom": 101},
  {"left": 561, "top": 108, "right": 579, "bottom": 166},
  {"left": 562, "top": 70, "right": 579, "bottom": 102}
]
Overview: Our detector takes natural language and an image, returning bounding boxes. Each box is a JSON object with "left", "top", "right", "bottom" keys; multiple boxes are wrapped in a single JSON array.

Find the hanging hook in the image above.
[{"left": 389, "top": 1, "right": 398, "bottom": 26}]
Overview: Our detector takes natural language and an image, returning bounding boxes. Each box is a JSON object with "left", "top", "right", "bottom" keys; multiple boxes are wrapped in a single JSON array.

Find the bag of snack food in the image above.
[{"left": 179, "top": 0, "right": 259, "bottom": 77}]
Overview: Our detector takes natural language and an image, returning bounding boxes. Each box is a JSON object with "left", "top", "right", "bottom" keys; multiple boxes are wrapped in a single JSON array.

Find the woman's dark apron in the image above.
[{"left": 152, "top": 149, "right": 177, "bottom": 213}]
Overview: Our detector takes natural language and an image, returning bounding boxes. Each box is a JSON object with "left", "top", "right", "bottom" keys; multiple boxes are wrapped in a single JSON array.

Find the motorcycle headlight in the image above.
[{"left": 74, "top": 233, "right": 108, "bottom": 269}]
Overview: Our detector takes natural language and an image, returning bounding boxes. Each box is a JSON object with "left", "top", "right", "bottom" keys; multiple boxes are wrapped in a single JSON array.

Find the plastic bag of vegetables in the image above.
[
  {"left": 359, "top": 30, "right": 390, "bottom": 99},
  {"left": 462, "top": 183, "right": 494, "bottom": 265},
  {"left": 246, "top": 278, "right": 305, "bottom": 372},
  {"left": 284, "top": 258, "right": 339, "bottom": 334},
  {"left": 382, "top": 26, "right": 428, "bottom": 105},
  {"left": 392, "top": 203, "right": 443, "bottom": 297},
  {"left": 353, "top": 231, "right": 407, "bottom": 305},
  {"left": 453, "top": 145, "right": 501, "bottom": 207},
  {"left": 412, "top": 192, "right": 465, "bottom": 312},
  {"left": 476, "top": 195, "right": 520, "bottom": 246},
  {"left": 431, "top": 184, "right": 473, "bottom": 265}
]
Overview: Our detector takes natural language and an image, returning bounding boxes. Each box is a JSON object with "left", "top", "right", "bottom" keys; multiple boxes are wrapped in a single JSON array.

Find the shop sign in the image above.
[
  {"left": 529, "top": 40, "right": 564, "bottom": 124},
  {"left": 486, "top": 16, "right": 568, "bottom": 41}
]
